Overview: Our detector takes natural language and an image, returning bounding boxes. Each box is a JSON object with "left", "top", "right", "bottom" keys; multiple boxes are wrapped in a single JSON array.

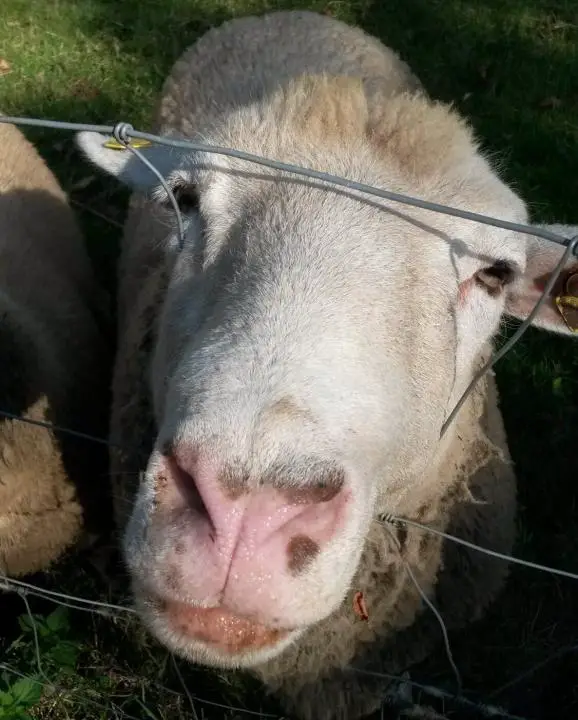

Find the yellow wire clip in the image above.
[{"left": 102, "top": 138, "right": 153, "bottom": 151}]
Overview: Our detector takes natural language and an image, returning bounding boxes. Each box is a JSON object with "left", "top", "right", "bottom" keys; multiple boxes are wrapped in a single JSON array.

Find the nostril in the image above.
[
  {"left": 159, "top": 439, "right": 174, "bottom": 457},
  {"left": 164, "top": 454, "right": 210, "bottom": 519},
  {"left": 283, "top": 467, "right": 346, "bottom": 505}
]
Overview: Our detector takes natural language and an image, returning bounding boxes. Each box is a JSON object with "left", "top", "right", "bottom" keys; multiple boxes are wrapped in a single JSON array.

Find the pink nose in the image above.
[{"left": 151, "top": 444, "right": 349, "bottom": 620}]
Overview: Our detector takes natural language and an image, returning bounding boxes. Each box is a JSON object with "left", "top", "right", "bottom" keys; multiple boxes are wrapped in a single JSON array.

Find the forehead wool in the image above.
[{"left": 223, "top": 73, "right": 479, "bottom": 186}]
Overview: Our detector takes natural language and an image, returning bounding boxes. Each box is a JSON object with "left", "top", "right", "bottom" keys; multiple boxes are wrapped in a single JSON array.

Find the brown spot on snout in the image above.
[
  {"left": 151, "top": 473, "right": 168, "bottom": 512},
  {"left": 146, "top": 592, "right": 167, "bottom": 614},
  {"left": 164, "top": 566, "right": 182, "bottom": 592},
  {"left": 218, "top": 462, "right": 250, "bottom": 500},
  {"left": 268, "top": 395, "right": 315, "bottom": 423},
  {"left": 287, "top": 535, "right": 320, "bottom": 575},
  {"left": 175, "top": 541, "right": 186, "bottom": 556},
  {"left": 283, "top": 467, "right": 345, "bottom": 505},
  {"left": 152, "top": 474, "right": 169, "bottom": 510}
]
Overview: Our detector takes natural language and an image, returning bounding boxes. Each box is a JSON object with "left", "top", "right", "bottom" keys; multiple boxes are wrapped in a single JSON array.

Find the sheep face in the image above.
[{"left": 77, "top": 75, "right": 576, "bottom": 670}]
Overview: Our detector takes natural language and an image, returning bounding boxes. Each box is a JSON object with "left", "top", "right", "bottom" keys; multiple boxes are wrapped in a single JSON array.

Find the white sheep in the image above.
[
  {"left": 0, "top": 119, "right": 110, "bottom": 578},
  {"left": 76, "top": 10, "right": 577, "bottom": 720}
]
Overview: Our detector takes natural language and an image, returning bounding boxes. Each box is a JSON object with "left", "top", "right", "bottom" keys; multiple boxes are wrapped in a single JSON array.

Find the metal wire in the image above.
[
  {"left": 440, "top": 234, "right": 578, "bottom": 436},
  {"left": 0, "top": 114, "right": 576, "bottom": 252},
  {"left": 0, "top": 574, "right": 138, "bottom": 616},
  {"left": 0, "top": 408, "right": 127, "bottom": 449},
  {"left": 110, "top": 122, "right": 186, "bottom": 249},
  {"left": 379, "top": 514, "right": 578, "bottom": 582},
  {"left": 382, "top": 524, "right": 462, "bottom": 697},
  {"left": 0, "top": 112, "right": 575, "bottom": 442},
  {"left": 348, "top": 667, "right": 529, "bottom": 720}
]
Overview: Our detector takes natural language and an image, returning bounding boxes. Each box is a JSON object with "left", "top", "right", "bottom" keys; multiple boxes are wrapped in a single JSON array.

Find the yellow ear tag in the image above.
[
  {"left": 102, "top": 138, "right": 153, "bottom": 151},
  {"left": 555, "top": 270, "right": 578, "bottom": 333}
]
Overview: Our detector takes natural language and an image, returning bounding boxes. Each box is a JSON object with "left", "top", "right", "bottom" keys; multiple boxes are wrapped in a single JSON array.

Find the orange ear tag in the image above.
[
  {"left": 353, "top": 591, "right": 369, "bottom": 621},
  {"left": 555, "top": 271, "right": 578, "bottom": 333}
]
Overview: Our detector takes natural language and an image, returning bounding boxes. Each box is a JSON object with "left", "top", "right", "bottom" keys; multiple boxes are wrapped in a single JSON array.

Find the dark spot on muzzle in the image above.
[
  {"left": 218, "top": 462, "right": 251, "bottom": 500},
  {"left": 287, "top": 534, "right": 320, "bottom": 575}
]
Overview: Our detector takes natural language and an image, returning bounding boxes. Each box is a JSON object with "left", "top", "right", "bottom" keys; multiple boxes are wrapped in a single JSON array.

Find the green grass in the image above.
[{"left": 0, "top": 0, "right": 577, "bottom": 718}]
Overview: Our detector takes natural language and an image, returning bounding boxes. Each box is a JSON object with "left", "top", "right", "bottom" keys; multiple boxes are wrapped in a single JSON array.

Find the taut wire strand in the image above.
[
  {"left": 0, "top": 113, "right": 574, "bottom": 439},
  {"left": 0, "top": 114, "right": 576, "bottom": 252},
  {"left": 440, "top": 234, "right": 578, "bottom": 436},
  {"left": 379, "top": 514, "right": 578, "bottom": 582},
  {"left": 383, "top": 525, "right": 462, "bottom": 697},
  {"left": 0, "top": 408, "right": 127, "bottom": 449}
]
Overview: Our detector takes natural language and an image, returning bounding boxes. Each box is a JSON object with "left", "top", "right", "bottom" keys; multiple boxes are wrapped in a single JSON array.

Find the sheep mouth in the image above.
[{"left": 148, "top": 593, "right": 291, "bottom": 654}]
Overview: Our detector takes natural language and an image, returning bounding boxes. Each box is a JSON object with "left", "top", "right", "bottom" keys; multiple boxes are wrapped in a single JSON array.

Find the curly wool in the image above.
[{"left": 0, "top": 120, "right": 111, "bottom": 577}]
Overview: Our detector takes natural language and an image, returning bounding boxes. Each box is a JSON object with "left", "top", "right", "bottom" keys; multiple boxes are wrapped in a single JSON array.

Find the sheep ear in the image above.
[
  {"left": 504, "top": 224, "right": 578, "bottom": 336},
  {"left": 75, "top": 131, "right": 186, "bottom": 192}
]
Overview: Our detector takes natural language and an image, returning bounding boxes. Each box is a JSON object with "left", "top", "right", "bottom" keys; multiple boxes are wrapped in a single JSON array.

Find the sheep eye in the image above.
[
  {"left": 165, "top": 183, "right": 199, "bottom": 213},
  {"left": 476, "top": 260, "right": 515, "bottom": 294},
  {"left": 174, "top": 184, "right": 199, "bottom": 212}
]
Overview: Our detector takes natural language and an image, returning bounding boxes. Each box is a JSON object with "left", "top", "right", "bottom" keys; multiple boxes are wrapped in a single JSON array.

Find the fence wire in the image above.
[
  {"left": 2, "top": 114, "right": 577, "bottom": 438},
  {"left": 2, "top": 115, "right": 578, "bottom": 250},
  {"left": 0, "top": 113, "right": 576, "bottom": 720}
]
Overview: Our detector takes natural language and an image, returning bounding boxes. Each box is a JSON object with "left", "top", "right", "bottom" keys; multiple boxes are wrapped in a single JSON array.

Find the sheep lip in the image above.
[{"left": 153, "top": 595, "right": 291, "bottom": 653}]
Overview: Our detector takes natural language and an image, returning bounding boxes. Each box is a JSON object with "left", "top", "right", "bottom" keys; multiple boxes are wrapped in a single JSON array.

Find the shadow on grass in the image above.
[{"left": 1, "top": 0, "right": 577, "bottom": 718}]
